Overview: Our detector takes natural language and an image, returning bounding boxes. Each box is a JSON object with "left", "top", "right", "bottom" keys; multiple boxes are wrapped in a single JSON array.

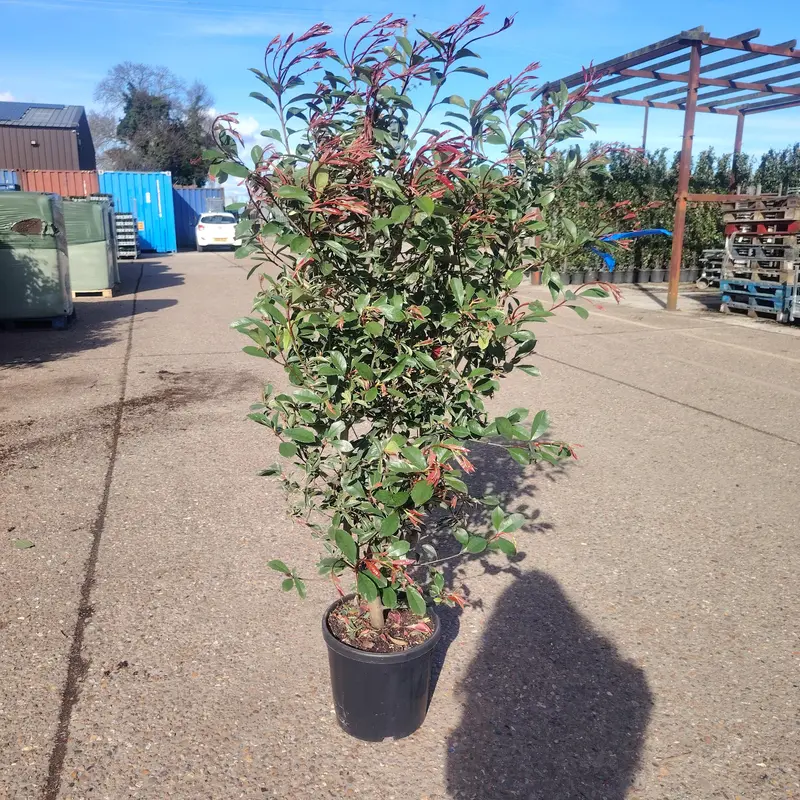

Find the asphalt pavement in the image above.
[{"left": 1, "top": 251, "right": 798, "bottom": 799}]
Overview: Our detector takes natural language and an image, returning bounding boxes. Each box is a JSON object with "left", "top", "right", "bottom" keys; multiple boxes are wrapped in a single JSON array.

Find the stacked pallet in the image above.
[
  {"left": 697, "top": 249, "right": 724, "bottom": 288},
  {"left": 720, "top": 196, "right": 799, "bottom": 323},
  {"left": 114, "top": 212, "right": 139, "bottom": 260}
]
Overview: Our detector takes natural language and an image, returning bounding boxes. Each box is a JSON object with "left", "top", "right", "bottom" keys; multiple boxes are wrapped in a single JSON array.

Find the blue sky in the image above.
[{"left": 1, "top": 0, "right": 799, "bottom": 160}]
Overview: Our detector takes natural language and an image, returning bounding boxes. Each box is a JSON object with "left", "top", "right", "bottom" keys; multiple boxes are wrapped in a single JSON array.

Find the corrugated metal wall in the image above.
[
  {"left": 173, "top": 187, "right": 226, "bottom": 248},
  {"left": 20, "top": 170, "right": 99, "bottom": 196},
  {"left": 0, "top": 127, "right": 79, "bottom": 171},
  {"left": 0, "top": 169, "right": 18, "bottom": 189},
  {"left": 98, "top": 171, "right": 177, "bottom": 253}
]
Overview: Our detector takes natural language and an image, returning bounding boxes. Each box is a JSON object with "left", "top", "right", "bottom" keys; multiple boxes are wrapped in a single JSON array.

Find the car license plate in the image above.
[{"left": 213, "top": 237, "right": 227, "bottom": 242}]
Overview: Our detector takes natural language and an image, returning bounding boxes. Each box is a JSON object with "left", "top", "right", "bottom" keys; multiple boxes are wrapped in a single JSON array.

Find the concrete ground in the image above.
[{"left": 1, "top": 251, "right": 798, "bottom": 800}]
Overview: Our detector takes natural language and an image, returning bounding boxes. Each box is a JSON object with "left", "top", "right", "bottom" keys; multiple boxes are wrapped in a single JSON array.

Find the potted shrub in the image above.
[
  {"left": 206, "top": 9, "right": 608, "bottom": 741},
  {"left": 635, "top": 266, "right": 651, "bottom": 283},
  {"left": 650, "top": 264, "right": 666, "bottom": 282}
]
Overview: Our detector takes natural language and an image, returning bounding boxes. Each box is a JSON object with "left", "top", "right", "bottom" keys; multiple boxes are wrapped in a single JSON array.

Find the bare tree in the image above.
[{"left": 94, "top": 62, "right": 187, "bottom": 112}]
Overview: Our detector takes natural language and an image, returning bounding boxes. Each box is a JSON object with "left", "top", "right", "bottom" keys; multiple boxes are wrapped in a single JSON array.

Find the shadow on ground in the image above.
[
  {"left": 446, "top": 570, "right": 652, "bottom": 799},
  {"left": 0, "top": 258, "right": 179, "bottom": 368}
]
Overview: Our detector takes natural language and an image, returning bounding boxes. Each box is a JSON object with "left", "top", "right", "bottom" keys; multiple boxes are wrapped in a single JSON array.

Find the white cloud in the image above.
[{"left": 0, "top": 92, "right": 14, "bottom": 101}]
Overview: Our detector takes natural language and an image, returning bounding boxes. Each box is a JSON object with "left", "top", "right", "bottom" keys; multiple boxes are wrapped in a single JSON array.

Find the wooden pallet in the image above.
[{"left": 72, "top": 286, "right": 117, "bottom": 299}]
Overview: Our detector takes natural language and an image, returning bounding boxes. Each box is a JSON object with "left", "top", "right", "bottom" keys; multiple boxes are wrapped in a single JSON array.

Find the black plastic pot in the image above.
[
  {"left": 635, "top": 268, "right": 651, "bottom": 284},
  {"left": 619, "top": 268, "right": 635, "bottom": 284},
  {"left": 570, "top": 270, "right": 585, "bottom": 284},
  {"left": 679, "top": 268, "right": 689, "bottom": 282},
  {"left": 651, "top": 268, "right": 666, "bottom": 282},
  {"left": 323, "top": 595, "right": 442, "bottom": 741},
  {"left": 584, "top": 269, "right": 599, "bottom": 283},
  {"left": 598, "top": 270, "right": 613, "bottom": 284}
]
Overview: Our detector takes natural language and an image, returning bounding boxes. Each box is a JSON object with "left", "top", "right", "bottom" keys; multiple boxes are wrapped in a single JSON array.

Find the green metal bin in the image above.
[
  {"left": 0, "top": 192, "right": 72, "bottom": 321},
  {"left": 63, "top": 198, "right": 120, "bottom": 294}
]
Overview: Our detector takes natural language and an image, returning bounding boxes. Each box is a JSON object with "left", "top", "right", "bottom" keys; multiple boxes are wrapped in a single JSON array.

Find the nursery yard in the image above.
[{"left": 1, "top": 251, "right": 799, "bottom": 800}]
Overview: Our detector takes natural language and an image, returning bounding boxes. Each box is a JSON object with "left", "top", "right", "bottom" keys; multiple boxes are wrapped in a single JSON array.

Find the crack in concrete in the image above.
[{"left": 42, "top": 261, "right": 144, "bottom": 800}]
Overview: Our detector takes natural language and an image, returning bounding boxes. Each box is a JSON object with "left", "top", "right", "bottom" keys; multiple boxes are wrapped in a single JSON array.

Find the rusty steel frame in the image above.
[{"left": 536, "top": 28, "right": 800, "bottom": 309}]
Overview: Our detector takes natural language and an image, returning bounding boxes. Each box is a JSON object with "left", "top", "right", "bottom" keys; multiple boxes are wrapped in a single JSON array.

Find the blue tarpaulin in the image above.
[{"left": 591, "top": 228, "right": 672, "bottom": 271}]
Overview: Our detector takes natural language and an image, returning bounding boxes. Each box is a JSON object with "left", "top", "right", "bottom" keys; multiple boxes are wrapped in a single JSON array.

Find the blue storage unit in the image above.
[
  {"left": 173, "top": 187, "right": 226, "bottom": 248},
  {"left": 98, "top": 171, "right": 177, "bottom": 253},
  {"left": 0, "top": 169, "right": 19, "bottom": 190}
]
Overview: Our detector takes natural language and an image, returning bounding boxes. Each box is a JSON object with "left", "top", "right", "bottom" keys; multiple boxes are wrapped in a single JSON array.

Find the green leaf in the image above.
[
  {"left": 279, "top": 441, "right": 298, "bottom": 458},
  {"left": 294, "top": 577, "right": 307, "bottom": 599},
  {"left": 357, "top": 570, "right": 379, "bottom": 602},
  {"left": 364, "top": 321, "right": 383, "bottom": 337},
  {"left": 13, "top": 538, "right": 34, "bottom": 549},
  {"left": 285, "top": 427, "right": 316, "bottom": 443},
  {"left": 382, "top": 586, "right": 398, "bottom": 609},
  {"left": 354, "top": 361, "right": 375, "bottom": 380},
  {"left": 335, "top": 529, "right": 358, "bottom": 564},
  {"left": 378, "top": 305, "right": 405, "bottom": 323},
  {"left": 496, "top": 537, "right": 517, "bottom": 556},
  {"left": 282, "top": 577, "right": 295, "bottom": 591},
  {"left": 450, "top": 277, "right": 465, "bottom": 308},
  {"left": 364, "top": 387, "right": 379, "bottom": 402},
  {"left": 396, "top": 36, "right": 413, "bottom": 56},
  {"left": 531, "top": 410, "right": 550, "bottom": 440},
  {"left": 401, "top": 446, "right": 427, "bottom": 470},
  {"left": 221, "top": 162, "right": 249, "bottom": 178},
  {"left": 465, "top": 536, "right": 488, "bottom": 553},
  {"left": 268, "top": 559, "right": 290, "bottom": 574},
  {"left": 384, "top": 357, "right": 408, "bottom": 380},
  {"left": 290, "top": 235, "right": 311, "bottom": 253},
  {"left": 330, "top": 351, "right": 347, "bottom": 374},
  {"left": 260, "top": 127, "right": 282, "bottom": 140},
  {"left": 491, "top": 506, "right": 504, "bottom": 531},
  {"left": 414, "top": 195, "right": 435, "bottom": 214},
  {"left": 500, "top": 513, "right": 525, "bottom": 533},
  {"left": 293, "top": 389, "right": 322, "bottom": 404},
  {"left": 381, "top": 513, "right": 401, "bottom": 536},
  {"left": 519, "top": 365, "right": 541, "bottom": 377},
  {"left": 242, "top": 346, "right": 267, "bottom": 358},
  {"left": 445, "top": 94, "right": 467, "bottom": 108},
  {"left": 562, "top": 217, "right": 578, "bottom": 239},
  {"left": 495, "top": 416, "right": 516, "bottom": 440},
  {"left": 411, "top": 480, "right": 434, "bottom": 506},
  {"left": 387, "top": 540, "right": 411, "bottom": 558},
  {"left": 390, "top": 205, "right": 412, "bottom": 224},
  {"left": 508, "top": 447, "right": 531, "bottom": 465},
  {"left": 454, "top": 66, "right": 489, "bottom": 78},
  {"left": 372, "top": 175, "right": 404, "bottom": 197},
  {"left": 276, "top": 185, "right": 312, "bottom": 204},
  {"left": 415, "top": 352, "right": 437, "bottom": 370},
  {"left": 569, "top": 304, "right": 590, "bottom": 320},
  {"left": 453, "top": 527, "right": 470, "bottom": 545},
  {"left": 406, "top": 585, "right": 427, "bottom": 616}
]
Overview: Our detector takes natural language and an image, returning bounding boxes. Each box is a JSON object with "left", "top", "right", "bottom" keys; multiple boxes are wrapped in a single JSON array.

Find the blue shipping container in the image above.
[
  {"left": 173, "top": 187, "right": 226, "bottom": 249},
  {"left": 98, "top": 171, "right": 177, "bottom": 253},
  {"left": 0, "top": 169, "right": 19, "bottom": 189}
]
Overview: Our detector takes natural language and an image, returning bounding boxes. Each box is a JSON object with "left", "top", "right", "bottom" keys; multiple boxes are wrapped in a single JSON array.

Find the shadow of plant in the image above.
[{"left": 446, "top": 569, "right": 652, "bottom": 799}]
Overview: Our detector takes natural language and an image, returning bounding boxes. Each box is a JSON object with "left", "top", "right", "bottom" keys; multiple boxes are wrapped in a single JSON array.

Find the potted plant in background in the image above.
[
  {"left": 206, "top": 8, "right": 609, "bottom": 741},
  {"left": 650, "top": 261, "right": 666, "bottom": 282}
]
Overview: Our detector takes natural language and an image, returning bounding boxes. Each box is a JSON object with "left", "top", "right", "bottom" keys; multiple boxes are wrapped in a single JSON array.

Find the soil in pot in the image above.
[
  {"left": 323, "top": 595, "right": 442, "bottom": 741},
  {"left": 327, "top": 598, "right": 434, "bottom": 653}
]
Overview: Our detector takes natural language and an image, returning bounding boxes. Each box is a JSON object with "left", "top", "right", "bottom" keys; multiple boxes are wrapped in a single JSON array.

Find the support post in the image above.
[
  {"left": 667, "top": 41, "right": 702, "bottom": 311},
  {"left": 642, "top": 106, "right": 649, "bottom": 151},
  {"left": 730, "top": 114, "right": 745, "bottom": 188}
]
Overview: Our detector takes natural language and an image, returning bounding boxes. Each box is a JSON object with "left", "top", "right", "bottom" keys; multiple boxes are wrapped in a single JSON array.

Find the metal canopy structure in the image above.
[{"left": 535, "top": 27, "right": 800, "bottom": 310}]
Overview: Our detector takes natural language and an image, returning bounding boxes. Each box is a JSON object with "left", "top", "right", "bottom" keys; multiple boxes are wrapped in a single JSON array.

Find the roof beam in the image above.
[
  {"left": 704, "top": 82, "right": 800, "bottom": 107},
  {"left": 609, "top": 67, "right": 800, "bottom": 96},
  {"left": 536, "top": 28, "right": 704, "bottom": 95},
  {"left": 739, "top": 94, "right": 800, "bottom": 113},
  {"left": 593, "top": 29, "right": 760, "bottom": 95},
  {"left": 691, "top": 68, "right": 800, "bottom": 105},
  {"left": 703, "top": 37, "right": 800, "bottom": 58},
  {"left": 586, "top": 94, "right": 741, "bottom": 115},
  {"left": 647, "top": 52, "right": 798, "bottom": 101}
]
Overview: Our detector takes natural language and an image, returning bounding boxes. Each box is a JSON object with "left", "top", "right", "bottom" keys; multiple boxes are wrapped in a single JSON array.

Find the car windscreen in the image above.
[{"left": 200, "top": 214, "right": 235, "bottom": 224}]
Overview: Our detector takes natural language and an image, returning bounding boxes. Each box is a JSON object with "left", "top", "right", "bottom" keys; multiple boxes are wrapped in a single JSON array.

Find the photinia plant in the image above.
[{"left": 206, "top": 7, "right": 610, "bottom": 635}]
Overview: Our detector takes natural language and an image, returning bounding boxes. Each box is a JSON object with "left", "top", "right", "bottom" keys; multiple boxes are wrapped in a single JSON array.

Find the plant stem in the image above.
[{"left": 366, "top": 595, "right": 385, "bottom": 629}]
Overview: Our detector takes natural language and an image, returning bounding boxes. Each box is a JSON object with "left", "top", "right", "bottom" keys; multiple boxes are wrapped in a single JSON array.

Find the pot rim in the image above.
[{"left": 322, "top": 593, "right": 442, "bottom": 665}]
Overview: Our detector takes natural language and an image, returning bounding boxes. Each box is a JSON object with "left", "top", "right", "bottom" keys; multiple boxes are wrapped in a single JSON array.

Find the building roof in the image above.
[{"left": 0, "top": 102, "right": 85, "bottom": 129}]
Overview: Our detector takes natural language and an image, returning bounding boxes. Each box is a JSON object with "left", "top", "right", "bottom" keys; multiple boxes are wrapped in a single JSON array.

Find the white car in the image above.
[{"left": 195, "top": 212, "right": 241, "bottom": 251}]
